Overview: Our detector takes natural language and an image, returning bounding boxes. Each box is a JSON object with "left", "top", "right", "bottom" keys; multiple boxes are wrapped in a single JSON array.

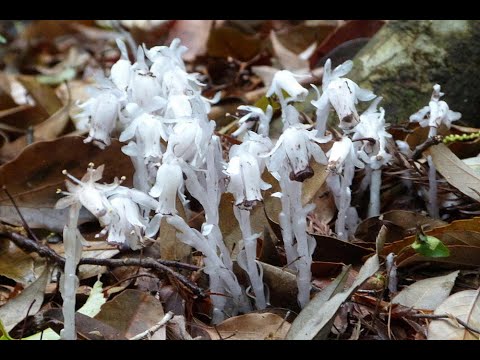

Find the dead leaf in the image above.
[
  {"left": 270, "top": 31, "right": 309, "bottom": 71},
  {"left": 425, "top": 143, "right": 480, "bottom": 202},
  {"left": 214, "top": 313, "right": 291, "bottom": 340},
  {"left": 17, "top": 75, "right": 63, "bottom": 117},
  {"left": 286, "top": 265, "right": 350, "bottom": 340},
  {"left": 167, "top": 20, "right": 213, "bottom": 62},
  {"left": 0, "top": 264, "right": 51, "bottom": 332},
  {"left": 260, "top": 261, "right": 299, "bottom": 312},
  {"left": 77, "top": 278, "right": 107, "bottom": 318},
  {"left": 0, "top": 96, "right": 70, "bottom": 162},
  {"left": 285, "top": 254, "right": 380, "bottom": 340},
  {"left": 0, "top": 238, "right": 46, "bottom": 285},
  {"left": 428, "top": 289, "right": 480, "bottom": 340},
  {"left": 392, "top": 271, "right": 459, "bottom": 310},
  {"left": 309, "top": 20, "right": 385, "bottom": 68},
  {"left": 0, "top": 136, "right": 134, "bottom": 231},
  {"left": 207, "top": 26, "right": 262, "bottom": 62},
  {"left": 94, "top": 289, "right": 166, "bottom": 340}
]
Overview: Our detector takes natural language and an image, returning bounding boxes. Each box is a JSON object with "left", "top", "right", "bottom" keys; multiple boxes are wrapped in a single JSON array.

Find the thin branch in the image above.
[
  {"left": 2, "top": 186, "right": 40, "bottom": 242},
  {"left": 0, "top": 229, "right": 206, "bottom": 299},
  {"left": 411, "top": 313, "right": 480, "bottom": 336},
  {"left": 129, "top": 311, "right": 174, "bottom": 340},
  {"left": 411, "top": 135, "right": 443, "bottom": 161}
]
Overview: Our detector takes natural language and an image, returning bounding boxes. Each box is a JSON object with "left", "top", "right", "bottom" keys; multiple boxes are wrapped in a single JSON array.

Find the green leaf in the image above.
[
  {"left": 254, "top": 95, "right": 280, "bottom": 113},
  {"left": 0, "top": 35, "right": 6, "bottom": 44},
  {"left": 411, "top": 228, "right": 450, "bottom": 258},
  {"left": 0, "top": 320, "right": 13, "bottom": 340},
  {"left": 22, "top": 328, "right": 60, "bottom": 340},
  {"left": 36, "top": 68, "right": 76, "bottom": 85}
]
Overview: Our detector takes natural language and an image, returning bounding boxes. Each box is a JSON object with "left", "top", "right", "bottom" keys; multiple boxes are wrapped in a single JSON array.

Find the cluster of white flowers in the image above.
[{"left": 57, "top": 36, "right": 458, "bottom": 335}]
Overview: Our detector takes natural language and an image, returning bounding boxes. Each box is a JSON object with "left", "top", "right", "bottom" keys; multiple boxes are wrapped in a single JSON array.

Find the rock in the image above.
[{"left": 348, "top": 20, "right": 480, "bottom": 126}]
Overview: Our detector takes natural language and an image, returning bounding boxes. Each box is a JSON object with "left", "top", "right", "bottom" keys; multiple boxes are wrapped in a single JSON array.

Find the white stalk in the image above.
[
  {"left": 368, "top": 168, "right": 382, "bottom": 217},
  {"left": 427, "top": 155, "right": 439, "bottom": 219},
  {"left": 234, "top": 206, "right": 266, "bottom": 309},
  {"left": 60, "top": 202, "right": 82, "bottom": 340}
]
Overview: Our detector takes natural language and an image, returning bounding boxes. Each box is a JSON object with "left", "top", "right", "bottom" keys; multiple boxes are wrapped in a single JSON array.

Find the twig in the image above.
[
  {"left": 129, "top": 311, "right": 174, "bottom": 340},
  {"left": 411, "top": 313, "right": 480, "bottom": 336},
  {"left": 0, "top": 230, "right": 206, "bottom": 299},
  {"left": 411, "top": 135, "right": 443, "bottom": 161},
  {"left": 2, "top": 186, "right": 40, "bottom": 242}
]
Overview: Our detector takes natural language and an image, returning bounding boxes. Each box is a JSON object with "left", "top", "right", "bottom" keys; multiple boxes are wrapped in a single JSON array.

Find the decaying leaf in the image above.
[
  {"left": 428, "top": 289, "right": 480, "bottom": 340},
  {"left": 285, "top": 254, "right": 380, "bottom": 340},
  {"left": 426, "top": 143, "right": 480, "bottom": 202},
  {"left": 77, "top": 278, "right": 107, "bottom": 318},
  {"left": 270, "top": 30, "right": 309, "bottom": 72},
  {"left": 0, "top": 237, "right": 46, "bottom": 285},
  {"left": 260, "top": 261, "right": 298, "bottom": 312},
  {"left": 214, "top": 313, "right": 291, "bottom": 340},
  {"left": 167, "top": 20, "right": 213, "bottom": 62},
  {"left": 0, "top": 264, "right": 51, "bottom": 332},
  {"left": 0, "top": 136, "right": 134, "bottom": 231},
  {"left": 286, "top": 265, "right": 350, "bottom": 340},
  {"left": 392, "top": 271, "right": 459, "bottom": 311},
  {"left": 94, "top": 289, "right": 166, "bottom": 340}
]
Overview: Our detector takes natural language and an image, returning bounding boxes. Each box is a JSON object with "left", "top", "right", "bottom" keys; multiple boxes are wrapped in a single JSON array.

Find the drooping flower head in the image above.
[{"left": 232, "top": 105, "right": 273, "bottom": 138}]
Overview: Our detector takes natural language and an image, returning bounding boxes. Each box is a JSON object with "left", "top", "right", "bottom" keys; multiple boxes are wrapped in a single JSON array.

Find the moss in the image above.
[{"left": 344, "top": 20, "right": 480, "bottom": 126}]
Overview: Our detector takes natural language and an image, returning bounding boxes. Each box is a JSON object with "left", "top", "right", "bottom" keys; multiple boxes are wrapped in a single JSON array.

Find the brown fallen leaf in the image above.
[
  {"left": 94, "top": 289, "right": 166, "bottom": 340},
  {"left": 0, "top": 237, "right": 46, "bottom": 285},
  {"left": 213, "top": 313, "right": 291, "bottom": 340},
  {"left": 207, "top": 25, "right": 263, "bottom": 62},
  {"left": 0, "top": 95, "right": 70, "bottom": 162},
  {"left": 270, "top": 30, "right": 309, "bottom": 72},
  {"left": 167, "top": 20, "right": 213, "bottom": 62},
  {"left": 309, "top": 20, "right": 385, "bottom": 68},
  {"left": 428, "top": 289, "right": 480, "bottom": 340},
  {"left": 426, "top": 143, "right": 480, "bottom": 202},
  {"left": 260, "top": 261, "right": 299, "bottom": 312},
  {"left": 0, "top": 136, "right": 134, "bottom": 231},
  {"left": 392, "top": 271, "right": 459, "bottom": 311},
  {"left": 0, "top": 264, "right": 51, "bottom": 332}
]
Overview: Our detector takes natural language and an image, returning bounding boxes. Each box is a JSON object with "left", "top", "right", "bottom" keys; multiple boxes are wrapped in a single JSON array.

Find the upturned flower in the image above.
[
  {"left": 232, "top": 131, "right": 273, "bottom": 172},
  {"left": 232, "top": 105, "right": 273, "bottom": 138},
  {"left": 409, "top": 84, "right": 461, "bottom": 136},
  {"left": 265, "top": 124, "right": 327, "bottom": 182},
  {"left": 55, "top": 163, "right": 124, "bottom": 225}
]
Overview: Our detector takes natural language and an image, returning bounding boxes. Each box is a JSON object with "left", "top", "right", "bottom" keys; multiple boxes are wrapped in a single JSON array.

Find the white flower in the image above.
[
  {"left": 225, "top": 151, "right": 271, "bottom": 210},
  {"left": 55, "top": 164, "right": 123, "bottom": 224},
  {"left": 232, "top": 105, "right": 273, "bottom": 138},
  {"left": 163, "top": 119, "right": 214, "bottom": 166},
  {"left": 149, "top": 160, "right": 186, "bottom": 215},
  {"left": 79, "top": 89, "right": 123, "bottom": 149},
  {"left": 265, "top": 124, "right": 327, "bottom": 182},
  {"left": 145, "top": 38, "right": 188, "bottom": 71},
  {"left": 110, "top": 39, "right": 131, "bottom": 91},
  {"left": 327, "top": 137, "right": 364, "bottom": 174},
  {"left": 353, "top": 97, "right": 392, "bottom": 169},
  {"left": 232, "top": 131, "right": 273, "bottom": 172},
  {"left": 165, "top": 94, "right": 192, "bottom": 119},
  {"left": 410, "top": 84, "right": 461, "bottom": 131},
  {"left": 119, "top": 112, "right": 167, "bottom": 161},
  {"left": 266, "top": 70, "right": 308, "bottom": 104},
  {"left": 104, "top": 195, "right": 147, "bottom": 250},
  {"left": 311, "top": 59, "right": 376, "bottom": 131}
]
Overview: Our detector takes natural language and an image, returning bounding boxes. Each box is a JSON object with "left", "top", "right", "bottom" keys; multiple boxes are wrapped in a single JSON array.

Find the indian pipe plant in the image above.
[{"left": 54, "top": 38, "right": 455, "bottom": 338}]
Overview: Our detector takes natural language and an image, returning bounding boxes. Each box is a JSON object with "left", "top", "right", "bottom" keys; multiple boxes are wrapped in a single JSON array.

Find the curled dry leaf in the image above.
[
  {"left": 428, "top": 289, "right": 480, "bottom": 340},
  {"left": 94, "top": 289, "right": 166, "bottom": 340},
  {"left": 0, "top": 136, "right": 134, "bottom": 232},
  {"left": 392, "top": 271, "right": 459, "bottom": 311},
  {"left": 0, "top": 264, "right": 51, "bottom": 332}
]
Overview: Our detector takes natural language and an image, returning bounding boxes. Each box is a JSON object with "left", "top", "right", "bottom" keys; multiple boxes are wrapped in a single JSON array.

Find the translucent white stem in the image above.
[
  {"left": 60, "top": 202, "right": 82, "bottom": 340},
  {"left": 234, "top": 207, "right": 266, "bottom": 310},
  {"left": 428, "top": 126, "right": 438, "bottom": 138},
  {"left": 368, "top": 168, "right": 382, "bottom": 217},
  {"left": 427, "top": 155, "right": 439, "bottom": 219}
]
